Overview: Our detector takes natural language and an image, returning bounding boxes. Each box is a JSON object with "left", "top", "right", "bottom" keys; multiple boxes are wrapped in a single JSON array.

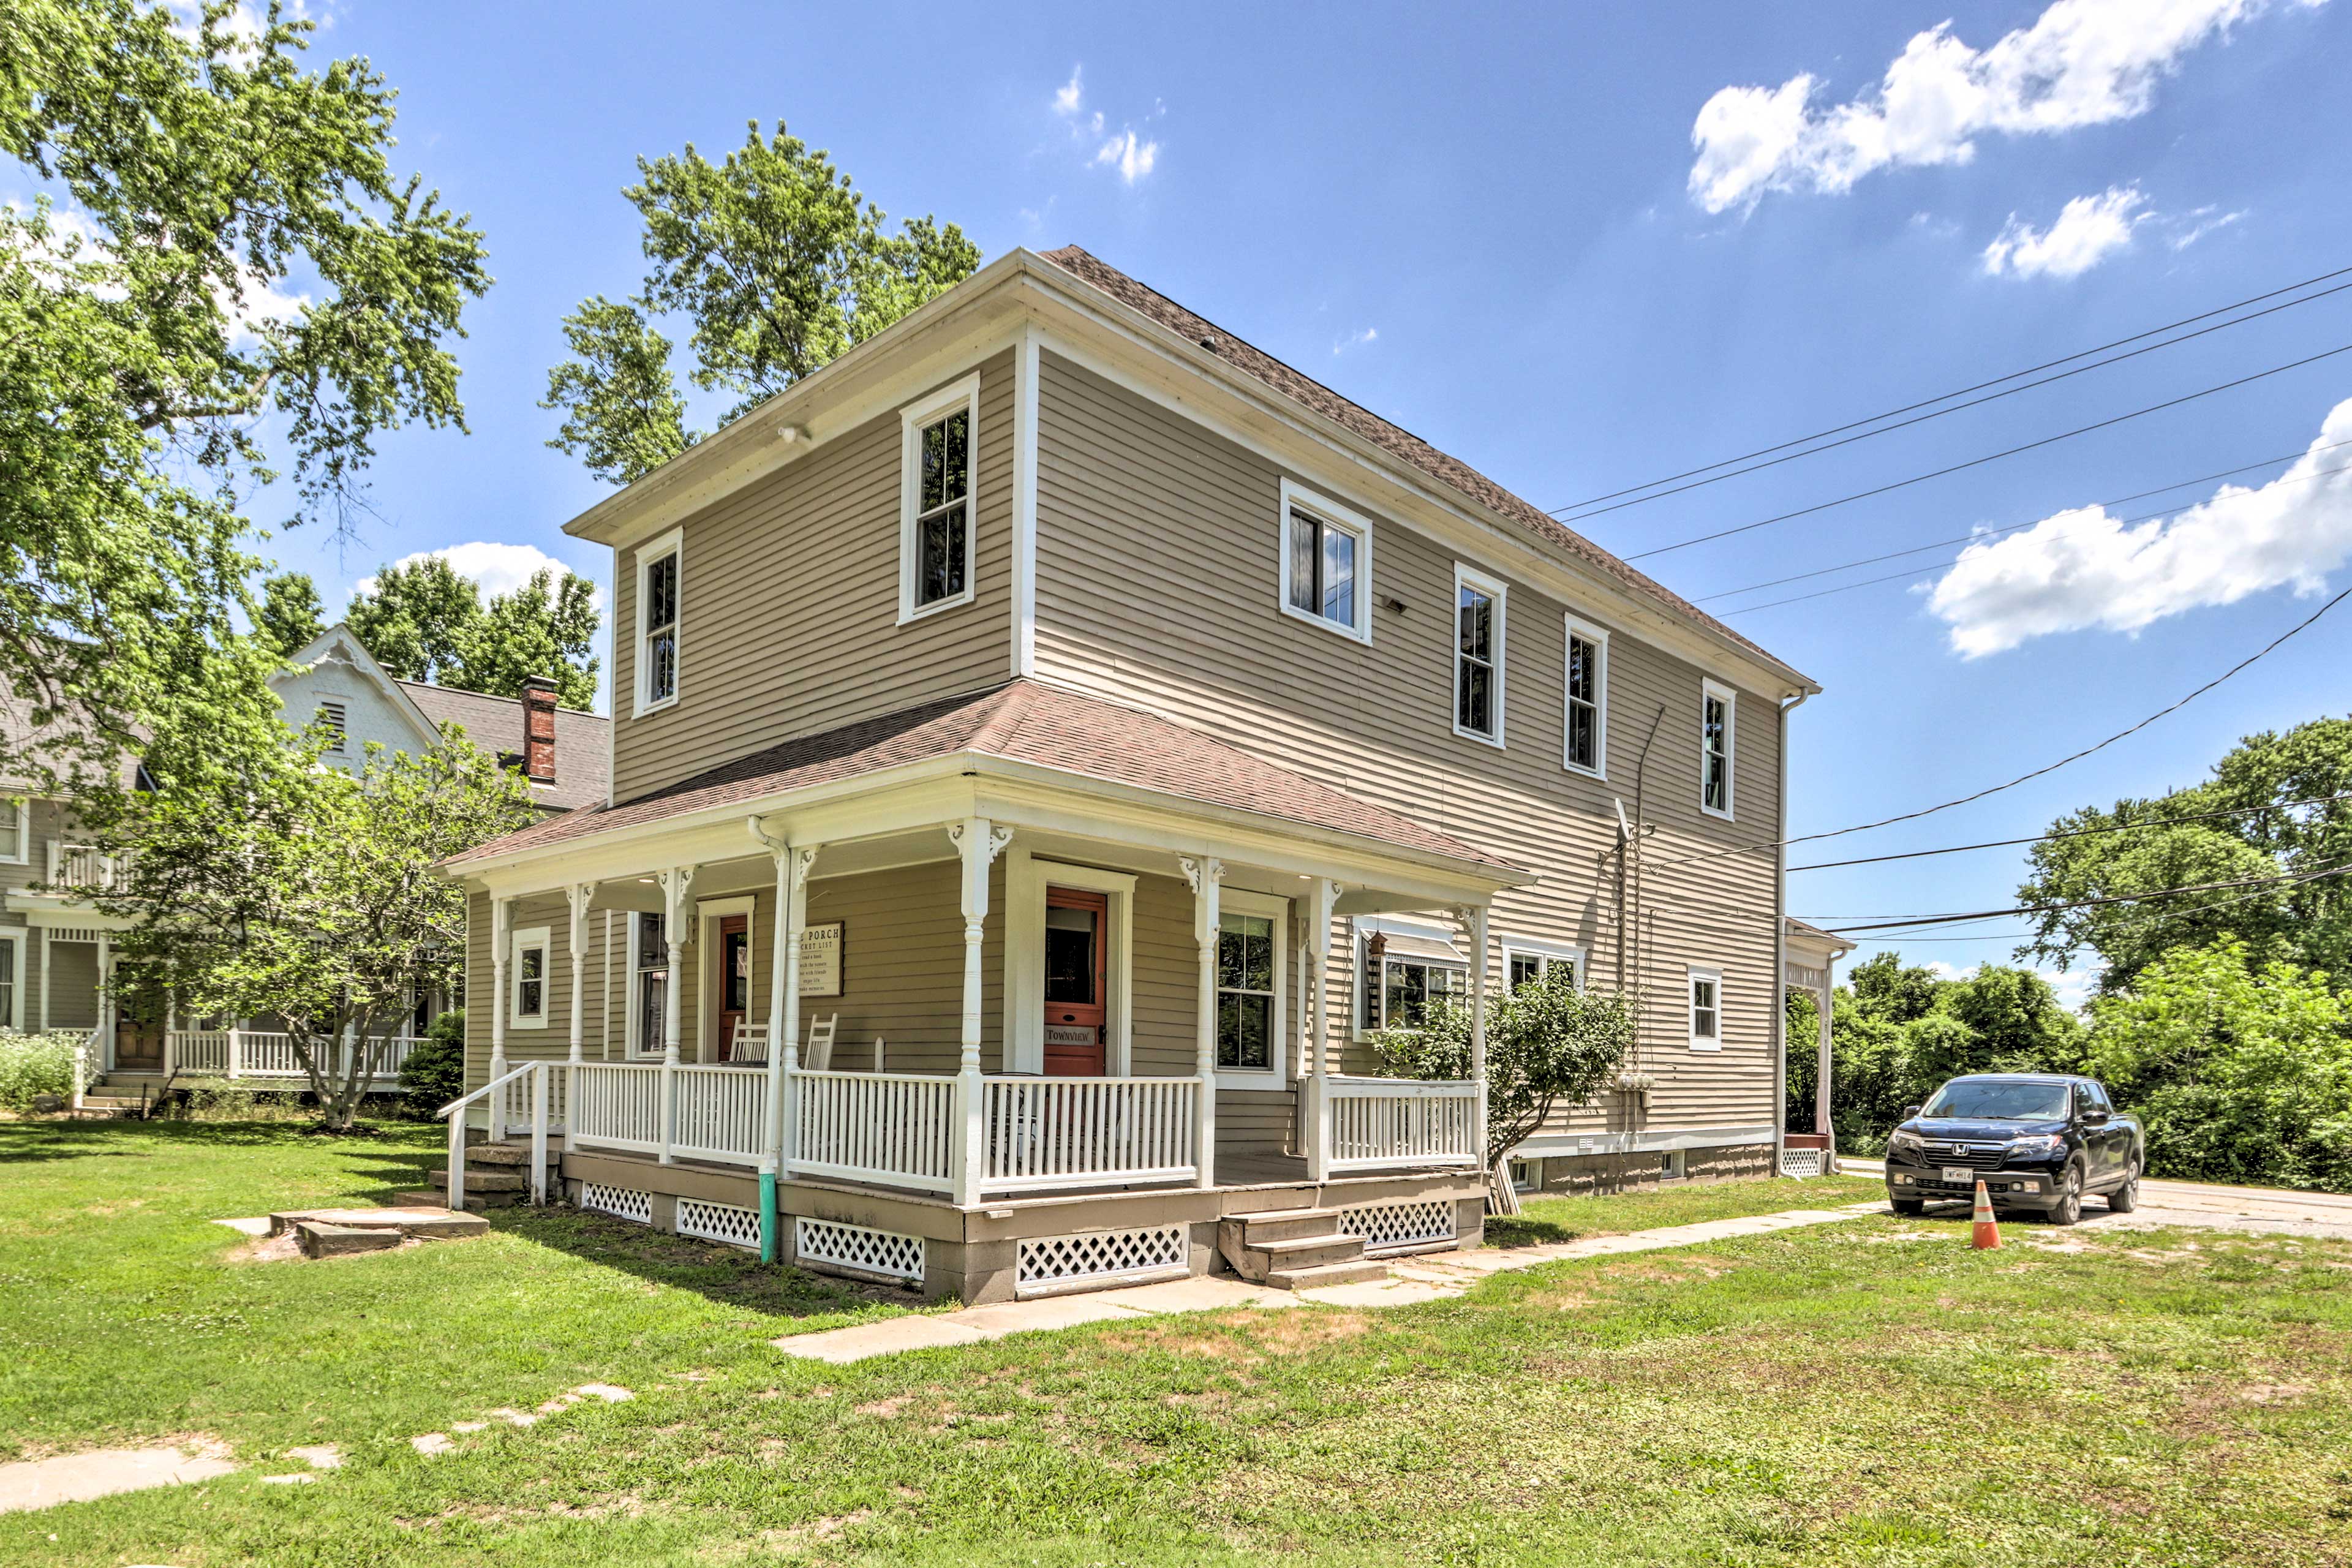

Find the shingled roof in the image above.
[
  {"left": 394, "top": 679, "right": 609, "bottom": 814},
  {"left": 444, "top": 679, "right": 1520, "bottom": 875},
  {"left": 1038, "top": 245, "right": 1803, "bottom": 683}
]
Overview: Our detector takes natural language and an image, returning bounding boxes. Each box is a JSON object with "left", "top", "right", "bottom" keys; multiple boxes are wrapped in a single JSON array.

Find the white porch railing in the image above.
[
  {"left": 979, "top": 1076, "right": 1199, "bottom": 1194},
  {"left": 567, "top": 1061, "right": 767, "bottom": 1168},
  {"left": 792, "top": 1070, "right": 956, "bottom": 1191},
  {"left": 1316, "top": 1075, "right": 1483, "bottom": 1174},
  {"left": 47, "top": 841, "right": 119, "bottom": 893},
  {"left": 167, "top": 1028, "right": 417, "bottom": 1084}
]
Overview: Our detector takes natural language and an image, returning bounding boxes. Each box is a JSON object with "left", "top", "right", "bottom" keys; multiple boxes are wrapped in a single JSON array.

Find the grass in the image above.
[
  {"left": 4, "top": 1119, "right": 2350, "bottom": 1567},
  {"left": 1485, "top": 1171, "right": 1886, "bottom": 1246}
]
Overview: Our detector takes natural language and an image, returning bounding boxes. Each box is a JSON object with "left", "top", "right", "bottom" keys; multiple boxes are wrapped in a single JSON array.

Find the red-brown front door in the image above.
[
  {"left": 1042, "top": 888, "right": 1107, "bottom": 1075},
  {"left": 715, "top": 914, "right": 750, "bottom": 1061}
]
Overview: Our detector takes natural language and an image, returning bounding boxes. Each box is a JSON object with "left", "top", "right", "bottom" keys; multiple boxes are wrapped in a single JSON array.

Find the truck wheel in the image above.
[
  {"left": 2107, "top": 1161, "right": 2140, "bottom": 1213},
  {"left": 1890, "top": 1197, "right": 1924, "bottom": 1216},
  {"left": 2048, "top": 1162, "right": 2084, "bottom": 1226}
]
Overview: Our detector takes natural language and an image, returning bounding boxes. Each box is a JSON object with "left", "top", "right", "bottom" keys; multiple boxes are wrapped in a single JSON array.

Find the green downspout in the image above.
[{"left": 759, "top": 1169, "right": 779, "bottom": 1264}]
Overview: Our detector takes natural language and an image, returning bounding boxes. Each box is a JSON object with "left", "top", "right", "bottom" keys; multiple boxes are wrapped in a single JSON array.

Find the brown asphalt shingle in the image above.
[
  {"left": 395, "top": 680, "right": 610, "bottom": 814},
  {"left": 443, "top": 679, "right": 1518, "bottom": 874},
  {"left": 1038, "top": 244, "right": 1806, "bottom": 685}
]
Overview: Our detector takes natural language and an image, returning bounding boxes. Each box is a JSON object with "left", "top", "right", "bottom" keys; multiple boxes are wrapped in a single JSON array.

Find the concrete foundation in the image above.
[{"left": 1526, "top": 1142, "right": 1774, "bottom": 1198}]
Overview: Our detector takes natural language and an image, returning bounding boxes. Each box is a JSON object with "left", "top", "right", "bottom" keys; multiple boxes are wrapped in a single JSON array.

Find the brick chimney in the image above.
[{"left": 521, "top": 676, "right": 559, "bottom": 783}]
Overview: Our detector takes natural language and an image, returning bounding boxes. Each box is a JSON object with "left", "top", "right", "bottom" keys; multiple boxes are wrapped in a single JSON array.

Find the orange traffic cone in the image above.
[{"left": 1970, "top": 1179, "right": 2002, "bottom": 1250}]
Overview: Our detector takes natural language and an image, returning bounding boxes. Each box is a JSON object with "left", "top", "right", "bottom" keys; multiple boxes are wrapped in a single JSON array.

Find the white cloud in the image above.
[
  {"left": 1052, "top": 66, "right": 1083, "bottom": 118},
  {"left": 361, "top": 542, "right": 600, "bottom": 608},
  {"left": 2168, "top": 205, "right": 2246, "bottom": 250},
  {"left": 1981, "top": 184, "right": 2148, "bottom": 278},
  {"left": 1688, "top": 0, "right": 2315, "bottom": 214},
  {"left": 1925, "top": 396, "right": 2352, "bottom": 656},
  {"left": 1093, "top": 130, "right": 1159, "bottom": 186},
  {"left": 1332, "top": 326, "right": 1378, "bottom": 356},
  {"left": 1052, "top": 62, "right": 1161, "bottom": 185}
]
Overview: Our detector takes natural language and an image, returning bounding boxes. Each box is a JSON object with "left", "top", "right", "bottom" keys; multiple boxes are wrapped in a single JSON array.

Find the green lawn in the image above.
[
  {"left": 1486, "top": 1171, "right": 1886, "bottom": 1246},
  {"left": 4, "top": 1118, "right": 2349, "bottom": 1567}
]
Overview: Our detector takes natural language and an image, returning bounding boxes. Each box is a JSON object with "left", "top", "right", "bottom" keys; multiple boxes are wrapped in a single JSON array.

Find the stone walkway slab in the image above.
[
  {"left": 777, "top": 1316, "right": 992, "bottom": 1363},
  {"left": 268, "top": 1207, "right": 488, "bottom": 1240},
  {"left": 1088, "top": 1276, "right": 1298, "bottom": 1313},
  {"left": 0, "top": 1443, "right": 236, "bottom": 1514}
]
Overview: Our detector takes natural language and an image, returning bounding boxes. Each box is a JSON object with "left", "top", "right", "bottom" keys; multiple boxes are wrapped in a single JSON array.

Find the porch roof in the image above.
[{"left": 443, "top": 679, "right": 1523, "bottom": 875}]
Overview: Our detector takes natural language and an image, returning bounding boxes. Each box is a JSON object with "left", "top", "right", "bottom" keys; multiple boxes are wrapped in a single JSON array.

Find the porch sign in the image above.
[{"left": 797, "top": 922, "right": 843, "bottom": 998}]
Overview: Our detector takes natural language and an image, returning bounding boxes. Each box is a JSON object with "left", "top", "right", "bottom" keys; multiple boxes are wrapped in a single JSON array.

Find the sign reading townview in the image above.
[{"left": 798, "top": 922, "right": 843, "bottom": 998}]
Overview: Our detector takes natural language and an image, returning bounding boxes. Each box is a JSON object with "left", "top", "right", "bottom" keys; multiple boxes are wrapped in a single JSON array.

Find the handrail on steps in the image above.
[{"left": 437, "top": 1061, "right": 552, "bottom": 1213}]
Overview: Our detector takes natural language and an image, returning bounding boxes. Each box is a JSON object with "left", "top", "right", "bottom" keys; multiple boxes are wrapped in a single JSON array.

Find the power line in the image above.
[
  {"left": 1622, "top": 340, "right": 2352, "bottom": 563},
  {"left": 1696, "top": 439, "right": 2352, "bottom": 606},
  {"left": 1824, "top": 861, "right": 2352, "bottom": 935},
  {"left": 1719, "top": 457, "right": 2352, "bottom": 619},
  {"left": 1545, "top": 262, "right": 2352, "bottom": 518},
  {"left": 1787, "top": 793, "right": 2352, "bottom": 873},
  {"left": 1649, "top": 585, "right": 2352, "bottom": 870},
  {"left": 1549, "top": 278, "right": 2352, "bottom": 526}
]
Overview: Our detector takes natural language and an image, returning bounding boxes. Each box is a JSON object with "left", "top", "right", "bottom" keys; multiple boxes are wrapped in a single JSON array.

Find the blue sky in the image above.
[{"left": 249, "top": 0, "right": 2351, "bottom": 1002}]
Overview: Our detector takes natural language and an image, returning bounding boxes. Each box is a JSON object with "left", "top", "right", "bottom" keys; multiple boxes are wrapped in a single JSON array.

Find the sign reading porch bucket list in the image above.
[{"left": 797, "top": 922, "right": 843, "bottom": 998}]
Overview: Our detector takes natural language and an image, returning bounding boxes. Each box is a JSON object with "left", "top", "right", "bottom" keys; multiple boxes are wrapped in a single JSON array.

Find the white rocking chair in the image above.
[
  {"left": 802, "top": 1014, "right": 839, "bottom": 1071},
  {"left": 728, "top": 1020, "right": 771, "bottom": 1065}
]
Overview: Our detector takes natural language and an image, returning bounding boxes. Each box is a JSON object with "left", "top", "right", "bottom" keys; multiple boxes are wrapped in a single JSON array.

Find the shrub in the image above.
[
  {"left": 399, "top": 1010, "right": 467, "bottom": 1120},
  {"left": 0, "top": 1032, "right": 91, "bottom": 1110}
]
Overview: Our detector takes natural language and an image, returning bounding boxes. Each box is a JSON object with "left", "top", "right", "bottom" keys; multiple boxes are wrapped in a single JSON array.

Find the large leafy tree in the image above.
[
  {"left": 253, "top": 571, "right": 324, "bottom": 658},
  {"left": 77, "top": 723, "right": 536, "bottom": 1130},
  {"left": 543, "top": 120, "right": 980, "bottom": 484},
  {"left": 2019, "top": 716, "right": 2352, "bottom": 991},
  {"left": 0, "top": 1, "right": 491, "bottom": 781},
  {"left": 344, "top": 557, "right": 600, "bottom": 709}
]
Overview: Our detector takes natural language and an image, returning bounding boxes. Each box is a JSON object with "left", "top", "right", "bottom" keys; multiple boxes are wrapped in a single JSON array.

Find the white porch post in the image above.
[
  {"left": 488, "top": 896, "right": 511, "bottom": 1135},
  {"left": 1467, "top": 903, "right": 1491, "bottom": 1180},
  {"left": 565, "top": 882, "right": 594, "bottom": 1133},
  {"left": 655, "top": 865, "right": 695, "bottom": 1164},
  {"left": 37, "top": 927, "right": 50, "bottom": 1033},
  {"left": 949, "top": 818, "right": 1009, "bottom": 1207},
  {"left": 96, "top": 935, "right": 113, "bottom": 1074},
  {"left": 162, "top": 985, "right": 178, "bottom": 1078},
  {"left": 1183, "top": 855, "right": 1223, "bottom": 1190},
  {"left": 765, "top": 842, "right": 816, "bottom": 1169},
  {"left": 1302, "top": 878, "right": 1337, "bottom": 1182}
]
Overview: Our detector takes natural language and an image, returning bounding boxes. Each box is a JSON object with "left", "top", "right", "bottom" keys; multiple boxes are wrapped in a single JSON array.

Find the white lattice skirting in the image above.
[
  {"left": 1015, "top": 1224, "right": 1190, "bottom": 1298},
  {"left": 1781, "top": 1147, "right": 1826, "bottom": 1178},
  {"left": 1337, "top": 1200, "right": 1457, "bottom": 1254},
  {"left": 795, "top": 1218, "right": 925, "bottom": 1285},
  {"left": 678, "top": 1198, "right": 763, "bottom": 1252},
  {"left": 581, "top": 1183, "right": 653, "bottom": 1225}
]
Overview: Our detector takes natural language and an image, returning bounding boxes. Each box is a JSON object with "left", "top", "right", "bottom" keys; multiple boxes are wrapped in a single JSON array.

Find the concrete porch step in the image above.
[
  {"left": 1218, "top": 1207, "right": 1372, "bottom": 1289},
  {"left": 1229, "top": 1207, "right": 1345, "bottom": 1245},
  {"left": 1254, "top": 1233, "right": 1368, "bottom": 1271},
  {"left": 460, "top": 1143, "right": 534, "bottom": 1167},
  {"left": 1267, "top": 1258, "right": 1392, "bottom": 1291},
  {"left": 428, "top": 1167, "right": 527, "bottom": 1194},
  {"left": 399, "top": 1185, "right": 520, "bottom": 1211}
]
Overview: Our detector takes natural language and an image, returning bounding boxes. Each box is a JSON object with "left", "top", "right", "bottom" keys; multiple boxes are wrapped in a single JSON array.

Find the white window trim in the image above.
[
  {"left": 1351, "top": 916, "right": 1469, "bottom": 1038},
  {"left": 1508, "top": 1156, "right": 1537, "bottom": 1194},
  {"left": 1211, "top": 886, "right": 1288, "bottom": 1091},
  {"left": 625, "top": 910, "right": 668, "bottom": 1059},
  {"left": 1562, "top": 614, "right": 1608, "bottom": 780},
  {"left": 897, "top": 372, "right": 982, "bottom": 625},
  {"left": 694, "top": 894, "right": 758, "bottom": 1066},
  {"left": 1687, "top": 965, "right": 1723, "bottom": 1052},
  {"left": 509, "top": 924, "right": 551, "bottom": 1031},
  {"left": 1003, "top": 851, "right": 1136, "bottom": 1076},
  {"left": 1700, "top": 677, "right": 1736, "bottom": 821},
  {"left": 1501, "top": 936, "right": 1585, "bottom": 992},
  {"left": 0, "top": 929, "right": 18, "bottom": 1031},
  {"left": 1452, "top": 563, "right": 1507, "bottom": 748},
  {"left": 633, "top": 526, "right": 684, "bottom": 718},
  {"left": 1276, "top": 478, "right": 1375, "bottom": 645},
  {"left": 0, "top": 797, "right": 28, "bottom": 865}
]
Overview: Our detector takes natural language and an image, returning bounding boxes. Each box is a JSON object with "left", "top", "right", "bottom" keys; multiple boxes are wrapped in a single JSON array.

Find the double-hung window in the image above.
[
  {"left": 1453, "top": 565, "right": 1505, "bottom": 745},
  {"left": 899, "top": 375, "right": 979, "bottom": 621},
  {"left": 632, "top": 912, "right": 669, "bottom": 1055},
  {"left": 0, "top": 797, "right": 26, "bottom": 865},
  {"left": 1216, "top": 910, "right": 1276, "bottom": 1071},
  {"left": 510, "top": 926, "right": 549, "bottom": 1029},
  {"left": 0, "top": 932, "right": 15, "bottom": 1030},
  {"left": 1563, "top": 617, "right": 1607, "bottom": 777},
  {"left": 1700, "top": 679, "right": 1735, "bottom": 819},
  {"left": 1277, "top": 480, "right": 1372, "bottom": 642},
  {"left": 1688, "top": 967, "right": 1722, "bottom": 1051},
  {"left": 636, "top": 529, "right": 682, "bottom": 715}
]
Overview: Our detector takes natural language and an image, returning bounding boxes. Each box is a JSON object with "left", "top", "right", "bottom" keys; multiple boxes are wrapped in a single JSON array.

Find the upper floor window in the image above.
[
  {"left": 0, "top": 797, "right": 26, "bottom": 865},
  {"left": 1277, "top": 479, "right": 1373, "bottom": 643},
  {"left": 317, "top": 701, "right": 347, "bottom": 754},
  {"left": 1453, "top": 565, "right": 1505, "bottom": 745},
  {"left": 636, "top": 529, "right": 682, "bottom": 715},
  {"left": 1700, "top": 679, "right": 1735, "bottom": 819},
  {"left": 1688, "top": 966, "right": 1722, "bottom": 1050},
  {"left": 899, "top": 374, "right": 979, "bottom": 622},
  {"left": 510, "top": 925, "right": 550, "bottom": 1029},
  {"left": 1564, "top": 617, "right": 1608, "bottom": 777}
]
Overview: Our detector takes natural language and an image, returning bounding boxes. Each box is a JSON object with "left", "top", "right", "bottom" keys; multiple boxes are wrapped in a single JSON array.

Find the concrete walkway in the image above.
[{"left": 773, "top": 1200, "right": 1887, "bottom": 1363}]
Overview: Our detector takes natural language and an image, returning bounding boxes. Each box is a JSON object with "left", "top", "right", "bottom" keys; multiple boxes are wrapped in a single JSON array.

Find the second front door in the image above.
[{"left": 1042, "top": 887, "right": 1107, "bottom": 1075}]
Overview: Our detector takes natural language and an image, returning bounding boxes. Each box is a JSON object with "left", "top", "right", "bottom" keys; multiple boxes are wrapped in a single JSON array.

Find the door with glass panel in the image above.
[
  {"left": 715, "top": 914, "right": 750, "bottom": 1060},
  {"left": 1042, "top": 888, "right": 1108, "bottom": 1075}
]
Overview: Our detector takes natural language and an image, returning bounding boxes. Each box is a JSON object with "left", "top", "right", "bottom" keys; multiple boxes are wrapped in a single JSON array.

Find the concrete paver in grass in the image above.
[
  {"left": 774, "top": 1204, "right": 1890, "bottom": 1360},
  {"left": 0, "top": 1442, "right": 237, "bottom": 1515}
]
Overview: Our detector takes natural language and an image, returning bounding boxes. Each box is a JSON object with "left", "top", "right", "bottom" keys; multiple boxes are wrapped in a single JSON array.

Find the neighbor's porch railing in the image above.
[
  {"left": 46, "top": 841, "right": 119, "bottom": 894},
  {"left": 1306, "top": 1074, "right": 1483, "bottom": 1176},
  {"left": 167, "top": 1028, "right": 418, "bottom": 1084}
]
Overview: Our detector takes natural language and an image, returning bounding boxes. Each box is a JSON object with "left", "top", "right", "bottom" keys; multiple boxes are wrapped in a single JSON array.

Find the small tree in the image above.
[
  {"left": 1365, "top": 968, "right": 1635, "bottom": 1205},
  {"left": 78, "top": 728, "right": 534, "bottom": 1130}
]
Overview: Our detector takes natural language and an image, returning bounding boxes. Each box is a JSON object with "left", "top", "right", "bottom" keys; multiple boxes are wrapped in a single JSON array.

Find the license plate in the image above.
[{"left": 1942, "top": 1167, "right": 1975, "bottom": 1185}]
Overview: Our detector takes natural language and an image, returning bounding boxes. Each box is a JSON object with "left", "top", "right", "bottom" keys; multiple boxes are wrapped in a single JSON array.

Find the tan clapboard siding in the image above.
[
  {"left": 607, "top": 350, "right": 1018, "bottom": 804},
  {"left": 1035, "top": 350, "right": 1784, "bottom": 1135}
]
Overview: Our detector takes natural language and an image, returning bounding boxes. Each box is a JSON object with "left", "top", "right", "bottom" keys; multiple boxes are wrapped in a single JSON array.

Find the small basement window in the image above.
[
  {"left": 899, "top": 375, "right": 979, "bottom": 621},
  {"left": 1660, "top": 1149, "right": 1687, "bottom": 1180},
  {"left": 1509, "top": 1157, "right": 1537, "bottom": 1194},
  {"left": 1278, "top": 480, "right": 1373, "bottom": 642}
]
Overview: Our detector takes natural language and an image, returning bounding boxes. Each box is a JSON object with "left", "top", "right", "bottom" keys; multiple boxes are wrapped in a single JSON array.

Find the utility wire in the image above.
[
  {"left": 1697, "top": 439, "right": 2352, "bottom": 606},
  {"left": 1546, "top": 262, "right": 2352, "bottom": 518},
  {"left": 1786, "top": 792, "right": 2352, "bottom": 873},
  {"left": 1622, "top": 341, "right": 2352, "bottom": 562},
  {"left": 1720, "top": 457, "right": 2352, "bottom": 619},
  {"left": 1649, "top": 585, "right": 2352, "bottom": 870},
  {"left": 1550, "top": 279, "right": 2352, "bottom": 526},
  {"left": 1825, "top": 861, "right": 2352, "bottom": 935}
]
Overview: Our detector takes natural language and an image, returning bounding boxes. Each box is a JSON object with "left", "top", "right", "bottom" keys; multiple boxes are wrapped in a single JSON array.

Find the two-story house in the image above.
[{"left": 435, "top": 246, "right": 1820, "bottom": 1303}]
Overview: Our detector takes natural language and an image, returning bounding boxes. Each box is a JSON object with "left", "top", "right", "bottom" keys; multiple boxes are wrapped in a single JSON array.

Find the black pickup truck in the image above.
[{"left": 1882, "top": 1073, "right": 2146, "bottom": 1225}]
